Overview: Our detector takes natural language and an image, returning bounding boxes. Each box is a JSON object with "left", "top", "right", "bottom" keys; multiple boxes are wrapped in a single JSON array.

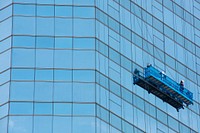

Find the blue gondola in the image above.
[{"left": 133, "top": 65, "right": 193, "bottom": 111}]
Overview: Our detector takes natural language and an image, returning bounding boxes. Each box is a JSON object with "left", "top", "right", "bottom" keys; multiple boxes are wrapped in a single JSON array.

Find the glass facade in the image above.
[{"left": 0, "top": 0, "right": 200, "bottom": 133}]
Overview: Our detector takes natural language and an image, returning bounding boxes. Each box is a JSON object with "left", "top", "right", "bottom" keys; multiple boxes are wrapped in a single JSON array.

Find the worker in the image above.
[
  {"left": 180, "top": 80, "right": 184, "bottom": 93},
  {"left": 147, "top": 63, "right": 152, "bottom": 67},
  {"left": 160, "top": 71, "right": 166, "bottom": 79}
]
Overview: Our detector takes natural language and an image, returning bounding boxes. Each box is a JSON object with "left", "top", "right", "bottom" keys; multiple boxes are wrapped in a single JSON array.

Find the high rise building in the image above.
[{"left": 0, "top": 0, "right": 200, "bottom": 133}]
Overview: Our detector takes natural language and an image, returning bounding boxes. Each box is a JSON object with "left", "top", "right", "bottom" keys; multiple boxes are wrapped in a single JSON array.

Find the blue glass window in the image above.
[
  {"left": 73, "top": 104, "right": 95, "bottom": 115},
  {"left": 12, "top": 69, "right": 34, "bottom": 81},
  {"left": 35, "top": 82, "right": 53, "bottom": 101},
  {"left": 34, "top": 116, "right": 52, "bottom": 133},
  {"left": 0, "top": 50, "right": 11, "bottom": 72},
  {"left": 54, "top": 50, "right": 72, "bottom": 68},
  {"left": 73, "top": 50, "right": 95, "bottom": 69},
  {"left": 54, "top": 103, "right": 72, "bottom": 115},
  {"left": 54, "top": 83, "right": 72, "bottom": 102},
  {"left": 73, "top": 117, "right": 95, "bottom": 133},
  {"left": 14, "top": 4, "right": 35, "bottom": 16},
  {"left": 109, "top": 48, "right": 120, "bottom": 64},
  {"left": 37, "top": 5, "right": 54, "bottom": 16},
  {"left": 13, "top": 0, "right": 35, "bottom": 3},
  {"left": 0, "top": 17, "right": 12, "bottom": 40},
  {"left": 74, "top": 38, "right": 95, "bottom": 49},
  {"left": 74, "top": 0, "right": 94, "bottom": 5},
  {"left": 13, "top": 36, "right": 35, "bottom": 48},
  {"left": 34, "top": 103, "right": 52, "bottom": 115},
  {"left": 9, "top": 116, "right": 32, "bottom": 133},
  {"left": 55, "top": 0, "right": 72, "bottom": 5},
  {"left": 54, "top": 70, "right": 72, "bottom": 81},
  {"left": 110, "top": 113, "right": 122, "bottom": 130},
  {"left": 55, "top": 18, "right": 72, "bottom": 36},
  {"left": 10, "top": 82, "right": 34, "bottom": 101},
  {"left": 74, "top": 7, "right": 95, "bottom": 18},
  {"left": 13, "top": 16, "right": 35, "bottom": 35},
  {"left": 0, "top": 37, "right": 11, "bottom": 54},
  {"left": 37, "top": 0, "right": 54, "bottom": 4},
  {"left": 0, "top": 0, "right": 12, "bottom": 9},
  {"left": 0, "top": 104, "right": 8, "bottom": 119},
  {"left": 0, "top": 5, "right": 12, "bottom": 22},
  {"left": 0, "top": 117, "right": 8, "bottom": 133},
  {"left": 36, "top": 37, "right": 54, "bottom": 48},
  {"left": 36, "top": 49, "right": 53, "bottom": 68},
  {"left": 74, "top": 19, "right": 95, "bottom": 36},
  {"left": 35, "top": 69, "right": 53, "bottom": 81},
  {"left": 110, "top": 80, "right": 121, "bottom": 96},
  {"left": 53, "top": 117, "right": 72, "bottom": 133},
  {"left": 0, "top": 83, "right": 9, "bottom": 105},
  {"left": 55, "top": 6, "right": 72, "bottom": 17},
  {"left": 12, "top": 48, "right": 35, "bottom": 67},
  {"left": 37, "top": 18, "right": 54, "bottom": 36},
  {"left": 73, "top": 70, "right": 95, "bottom": 82},
  {"left": 10, "top": 102, "right": 33, "bottom": 115},
  {"left": 73, "top": 83, "right": 95, "bottom": 102},
  {"left": 55, "top": 38, "right": 72, "bottom": 49}
]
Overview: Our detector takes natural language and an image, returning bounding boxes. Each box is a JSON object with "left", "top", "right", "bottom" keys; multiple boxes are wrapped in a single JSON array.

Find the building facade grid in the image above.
[{"left": 0, "top": 0, "right": 200, "bottom": 133}]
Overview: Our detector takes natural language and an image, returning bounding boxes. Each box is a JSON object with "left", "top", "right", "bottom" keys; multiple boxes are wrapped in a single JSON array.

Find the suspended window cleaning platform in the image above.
[{"left": 133, "top": 65, "right": 193, "bottom": 111}]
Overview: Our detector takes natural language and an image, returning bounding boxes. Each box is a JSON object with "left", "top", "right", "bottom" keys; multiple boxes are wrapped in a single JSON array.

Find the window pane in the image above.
[
  {"left": 55, "top": 18, "right": 72, "bottom": 36},
  {"left": 10, "top": 102, "right": 33, "bottom": 115},
  {"left": 34, "top": 116, "right": 52, "bottom": 133},
  {"left": 73, "top": 50, "right": 95, "bottom": 69},
  {"left": 54, "top": 83, "right": 72, "bottom": 102},
  {"left": 53, "top": 116, "right": 72, "bottom": 133},
  {"left": 74, "top": 7, "right": 95, "bottom": 18},
  {"left": 54, "top": 50, "right": 72, "bottom": 68},
  {"left": 13, "top": 16, "right": 35, "bottom": 35},
  {"left": 0, "top": 83, "right": 9, "bottom": 105},
  {"left": 36, "top": 37, "right": 54, "bottom": 48},
  {"left": 55, "top": 38, "right": 72, "bottom": 49},
  {"left": 12, "top": 48, "right": 35, "bottom": 67},
  {"left": 0, "top": 70, "right": 10, "bottom": 85},
  {"left": 0, "top": 5, "right": 12, "bottom": 22},
  {"left": 55, "top": 6, "right": 72, "bottom": 17},
  {"left": 0, "top": 17, "right": 12, "bottom": 40},
  {"left": 12, "top": 69, "right": 34, "bottom": 81},
  {"left": 74, "top": 38, "right": 95, "bottom": 49},
  {"left": 37, "top": 0, "right": 54, "bottom": 4},
  {"left": 74, "top": 19, "right": 95, "bottom": 36},
  {"left": 73, "top": 117, "right": 95, "bottom": 133},
  {"left": 73, "top": 83, "right": 95, "bottom": 102},
  {"left": 34, "top": 103, "right": 52, "bottom": 115},
  {"left": 10, "top": 82, "right": 34, "bottom": 101},
  {"left": 9, "top": 116, "right": 32, "bottom": 133},
  {"left": 0, "top": 104, "right": 8, "bottom": 118},
  {"left": 14, "top": 4, "right": 35, "bottom": 16},
  {"left": 0, "top": 50, "right": 11, "bottom": 72},
  {"left": 54, "top": 103, "right": 72, "bottom": 115},
  {"left": 0, "top": 37, "right": 11, "bottom": 53},
  {"left": 73, "top": 104, "right": 95, "bottom": 115},
  {"left": 73, "top": 70, "right": 95, "bottom": 82},
  {"left": 37, "top": 5, "right": 54, "bottom": 16},
  {"left": 35, "top": 82, "right": 53, "bottom": 101},
  {"left": 37, "top": 18, "right": 54, "bottom": 36},
  {"left": 13, "top": 36, "right": 35, "bottom": 48},
  {"left": 55, "top": 0, "right": 72, "bottom": 5},
  {"left": 36, "top": 49, "right": 53, "bottom": 68},
  {"left": 0, "top": 117, "right": 8, "bottom": 133},
  {"left": 54, "top": 70, "right": 72, "bottom": 81},
  {"left": 74, "top": 0, "right": 94, "bottom": 5},
  {"left": 35, "top": 69, "right": 53, "bottom": 81}
]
